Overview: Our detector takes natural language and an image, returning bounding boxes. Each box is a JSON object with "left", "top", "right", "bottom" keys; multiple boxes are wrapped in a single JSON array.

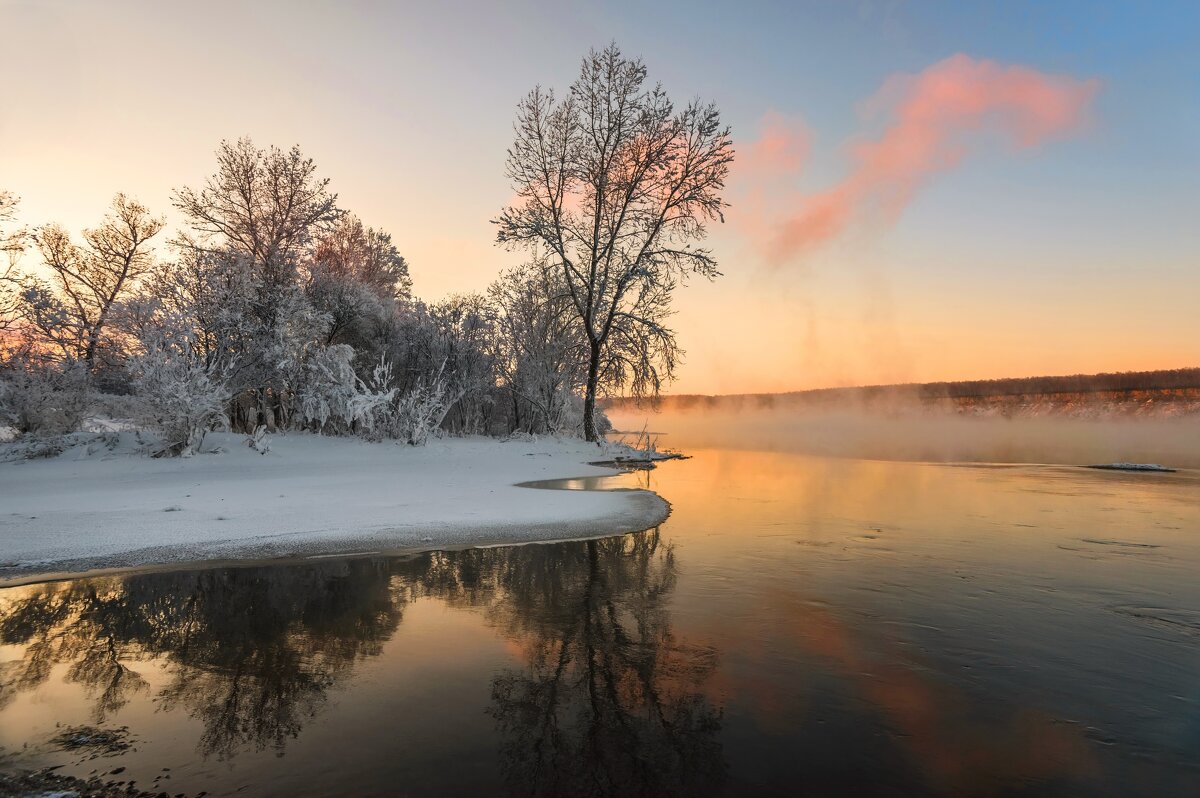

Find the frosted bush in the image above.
[
  {"left": 297, "top": 347, "right": 396, "bottom": 438},
  {"left": 392, "top": 362, "right": 462, "bottom": 445},
  {"left": 0, "top": 356, "right": 92, "bottom": 436},
  {"left": 129, "top": 323, "right": 229, "bottom": 457},
  {"left": 246, "top": 424, "right": 271, "bottom": 454}
]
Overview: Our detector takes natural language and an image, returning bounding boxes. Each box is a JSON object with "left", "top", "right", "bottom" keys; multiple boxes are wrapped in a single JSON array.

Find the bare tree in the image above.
[
  {"left": 305, "top": 215, "right": 410, "bottom": 352},
  {"left": 25, "top": 194, "right": 163, "bottom": 365},
  {"left": 173, "top": 138, "right": 342, "bottom": 321},
  {"left": 311, "top": 214, "right": 411, "bottom": 302},
  {"left": 1, "top": 190, "right": 26, "bottom": 333},
  {"left": 495, "top": 43, "right": 734, "bottom": 440}
]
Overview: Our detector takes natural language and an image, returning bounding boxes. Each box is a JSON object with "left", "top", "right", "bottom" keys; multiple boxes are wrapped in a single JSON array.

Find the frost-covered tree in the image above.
[
  {"left": 173, "top": 138, "right": 342, "bottom": 323},
  {"left": 489, "top": 260, "right": 587, "bottom": 435},
  {"left": 3, "top": 136, "right": 627, "bottom": 449},
  {"left": 133, "top": 248, "right": 261, "bottom": 382},
  {"left": 0, "top": 191, "right": 21, "bottom": 256},
  {"left": 496, "top": 43, "right": 734, "bottom": 440},
  {"left": 311, "top": 214, "right": 412, "bottom": 303},
  {"left": 128, "top": 310, "right": 230, "bottom": 457},
  {"left": 306, "top": 270, "right": 394, "bottom": 363},
  {"left": 304, "top": 215, "right": 411, "bottom": 385},
  {"left": 427, "top": 294, "right": 496, "bottom": 433},
  {"left": 392, "top": 360, "right": 461, "bottom": 445},
  {"left": 172, "top": 139, "right": 346, "bottom": 429},
  {"left": 0, "top": 190, "right": 25, "bottom": 333},
  {"left": 124, "top": 251, "right": 337, "bottom": 438},
  {"left": 24, "top": 194, "right": 163, "bottom": 366},
  {"left": 296, "top": 345, "right": 396, "bottom": 438},
  {"left": 375, "top": 297, "right": 499, "bottom": 438}
]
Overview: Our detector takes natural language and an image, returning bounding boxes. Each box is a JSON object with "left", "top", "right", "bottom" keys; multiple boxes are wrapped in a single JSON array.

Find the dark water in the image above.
[{"left": 2, "top": 450, "right": 1199, "bottom": 796}]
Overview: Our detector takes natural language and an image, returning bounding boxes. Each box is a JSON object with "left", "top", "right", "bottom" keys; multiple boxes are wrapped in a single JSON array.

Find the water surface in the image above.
[{"left": 1, "top": 450, "right": 1198, "bottom": 796}]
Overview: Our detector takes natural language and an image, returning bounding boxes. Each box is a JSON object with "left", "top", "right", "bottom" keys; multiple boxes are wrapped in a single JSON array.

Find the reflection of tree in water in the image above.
[
  {"left": 147, "top": 560, "right": 404, "bottom": 758},
  {"left": 0, "top": 529, "right": 724, "bottom": 788},
  {"left": 0, "top": 560, "right": 404, "bottom": 758},
  {"left": 478, "top": 532, "right": 725, "bottom": 798},
  {"left": 0, "top": 579, "right": 149, "bottom": 723}
]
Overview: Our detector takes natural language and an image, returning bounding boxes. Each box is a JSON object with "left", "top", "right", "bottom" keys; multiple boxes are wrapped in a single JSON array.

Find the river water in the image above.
[{"left": 1, "top": 446, "right": 1198, "bottom": 796}]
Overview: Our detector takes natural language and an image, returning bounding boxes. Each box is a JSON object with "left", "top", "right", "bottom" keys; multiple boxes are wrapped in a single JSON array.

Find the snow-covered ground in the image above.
[{"left": 0, "top": 433, "right": 669, "bottom": 579}]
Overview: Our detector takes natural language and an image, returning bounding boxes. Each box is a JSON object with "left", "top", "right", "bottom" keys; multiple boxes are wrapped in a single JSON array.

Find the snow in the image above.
[
  {"left": 1086, "top": 462, "right": 1177, "bottom": 472},
  {"left": 0, "top": 433, "right": 669, "bottom": 579}
]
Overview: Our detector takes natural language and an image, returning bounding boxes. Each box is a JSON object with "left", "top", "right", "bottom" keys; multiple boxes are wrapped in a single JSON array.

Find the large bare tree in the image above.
[
  {"left": 495, "top": 43, "right": 734, "bottom": 440},
  {"left": 25, "top": 194, "right": 163, "bottom": 365},
  {"left": 173, "top": 138, "right": 342, "bottom": 322}
]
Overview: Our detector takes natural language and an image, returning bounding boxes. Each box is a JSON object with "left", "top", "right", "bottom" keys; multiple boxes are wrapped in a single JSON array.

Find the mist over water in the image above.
[{"left": 608, "top": 402, "right": 1200, "bottom": 469}]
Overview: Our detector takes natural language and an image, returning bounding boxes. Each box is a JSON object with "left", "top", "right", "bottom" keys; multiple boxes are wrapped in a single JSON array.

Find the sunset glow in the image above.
[
  {"left": 3, "top": 6, "right": 1200, "bottom": 795},
  {"left": 2, "top": 1, "right": 1196, "bottom": 394}
]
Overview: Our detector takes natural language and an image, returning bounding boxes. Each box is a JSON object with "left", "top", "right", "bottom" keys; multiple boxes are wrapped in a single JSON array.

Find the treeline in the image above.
[
  {"left": 0, "top": 140, "right": 593, "bottom": 455},
  {"left": 918, "top": 368, "right": 1200, "bottom": 399},
  {"left": 607, "top": 368, "right": 1200, "bottom": 412},
  {"left": 2, "top": 45, "right": 733, "bottom": 454}
]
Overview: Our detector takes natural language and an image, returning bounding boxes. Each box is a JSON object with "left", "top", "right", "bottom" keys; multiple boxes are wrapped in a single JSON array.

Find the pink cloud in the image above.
[
  {"left": 730, "top": 112, "right": 812, "bottom": 244},
  {"left": 741, "top": 110, "right": 811, "bottom": 176},
  {"left": 763, "top": 54, "right": 1101, "bottom": 264}
]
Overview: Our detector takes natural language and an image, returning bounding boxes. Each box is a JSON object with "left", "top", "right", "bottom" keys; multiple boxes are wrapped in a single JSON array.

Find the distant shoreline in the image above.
[{"left": 605, "top": 366, "right": 1200, "bottom": 418}]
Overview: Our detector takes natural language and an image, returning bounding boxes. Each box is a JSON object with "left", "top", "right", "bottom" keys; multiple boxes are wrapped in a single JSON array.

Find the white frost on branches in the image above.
[
  {"left": 393, "top": 362, "right": 462, "bottom": 446},
  {"left": 297, "top": 346, "right": 396, "bottom": 438},
  {"left": 128, "top": 316, "right": 230, "bottom": 457},
  {"left": 0, "top": 356, "right": 92, "bottom": 436}
]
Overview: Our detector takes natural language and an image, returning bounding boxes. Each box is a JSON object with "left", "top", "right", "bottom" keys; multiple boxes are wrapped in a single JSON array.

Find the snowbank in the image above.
[{"left": 0, "top": 433, "right": 669, "bottom": 580}]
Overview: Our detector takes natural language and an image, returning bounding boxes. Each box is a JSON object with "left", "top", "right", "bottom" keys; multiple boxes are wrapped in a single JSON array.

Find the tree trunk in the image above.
[
  {"left": 84, "top": 334, "right": 98, "bottom": 368},
  {"left": 582, "top": 342, "right": 601, "bottom": 442}
]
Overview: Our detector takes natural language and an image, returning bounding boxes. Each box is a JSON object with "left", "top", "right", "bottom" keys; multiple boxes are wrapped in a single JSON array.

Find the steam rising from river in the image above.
[{"left": 607, "top": 401, "right": 1200, "bottom": 469}]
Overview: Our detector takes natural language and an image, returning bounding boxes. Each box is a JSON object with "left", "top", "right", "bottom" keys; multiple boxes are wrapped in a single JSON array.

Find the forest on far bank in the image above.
[{"left": 606, "top": 368, "right": 1200, "bottom": 418}]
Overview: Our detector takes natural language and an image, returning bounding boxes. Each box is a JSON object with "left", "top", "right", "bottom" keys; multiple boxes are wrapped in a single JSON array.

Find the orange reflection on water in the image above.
[{"left": 2, "top": 448, "right": 1199, "bottom": 795}]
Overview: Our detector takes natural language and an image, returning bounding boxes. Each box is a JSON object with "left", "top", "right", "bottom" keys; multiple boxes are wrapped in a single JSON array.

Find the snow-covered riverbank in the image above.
[{"left": 0, "top": 433, "right": 669, "bottom": 580}]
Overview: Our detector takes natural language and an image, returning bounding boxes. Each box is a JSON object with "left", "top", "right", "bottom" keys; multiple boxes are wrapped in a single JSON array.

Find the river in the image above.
[{"left": 1, "top": 445, "right": 1198, "bottom": 795}]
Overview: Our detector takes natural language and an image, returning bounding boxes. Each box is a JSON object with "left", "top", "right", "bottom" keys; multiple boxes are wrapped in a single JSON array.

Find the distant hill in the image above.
[{"left": 604, "top": 367, "right": 1200, "bottom": 418}]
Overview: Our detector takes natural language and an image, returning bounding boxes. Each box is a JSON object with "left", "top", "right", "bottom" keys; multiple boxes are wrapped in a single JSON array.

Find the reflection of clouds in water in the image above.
[{"left": 706, "top": 591, "right": 1098, "bottom": 794}]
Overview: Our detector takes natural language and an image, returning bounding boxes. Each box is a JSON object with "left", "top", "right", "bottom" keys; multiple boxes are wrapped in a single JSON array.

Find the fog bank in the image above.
[{"left": 608, "top": 404, "right": 1200, "bottom": 469}]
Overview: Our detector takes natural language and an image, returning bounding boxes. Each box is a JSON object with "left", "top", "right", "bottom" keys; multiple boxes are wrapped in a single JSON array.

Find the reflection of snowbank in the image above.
[{"left": 0, "top": 433, "right": 668, "bottom": 579}]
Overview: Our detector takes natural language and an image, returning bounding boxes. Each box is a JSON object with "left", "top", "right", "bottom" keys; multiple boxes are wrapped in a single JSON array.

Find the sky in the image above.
[{"left": 2, "top": 0, "right": 1197, "bottom": 395}]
